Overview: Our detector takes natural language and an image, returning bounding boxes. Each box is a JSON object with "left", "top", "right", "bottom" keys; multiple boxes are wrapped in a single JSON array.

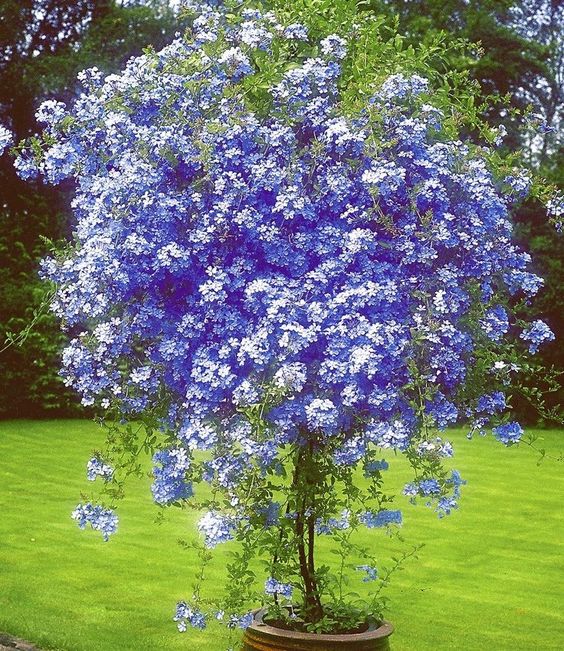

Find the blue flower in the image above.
[
  {"left": 359, "top": 510, "right": 402, "bottom": 528},
  {"left": 363, "top": 459, "right": 389, "bottom": 476},
  {"left": 197, "top": 511, "right": 237, "bottom": 548},
  {"left": 334, "top": 437, "right": 366, "bottom": 466},
  {"left": 265, "top": 577, "right": 293, "bottom": 599},
  {"left": 218, "top": 47, "right": 254, "bottom": 80},
  {"left": 71, "top": 503, "right": 118, "bottom": 541},
  {"left": 520, "top": 320, "right": 555, "bottom": 353},
  {"left": 320, "top": 34, "right": 348, "bottom": 60},
  {"left": 86, "top": 457, "right": 114, "bottom": 482},
  {"left": 151, "top": 448, "right": 192, "bottom": 505},
  {"left": 0, "top": 125, "right": 12, "bottom": 155},
  {"left": 436, "top": 496, "right": 458, "bottom": 518},
  {"left": 173, "top": 602, "right": 206, "bottom": 632},
  {"left": 35, "top": 100, "right": 67, "bottom": 128},
  {"left": 419, "top": 479, "right": 441, "bottom": 495},
  {"left": 228, "top": 612, "right": 254, "bottom": 629},
  {"left": 476, "top": 392, "right": 506, "bottom": 415},
  {"left": 428, "top": 394, "right": 458, "bottom": 429},
  {"left": 377, "top": 73, "right": 429, "bottom": 100},
  {"left": 404, "top": 471, "right": 465, "bottom": 517},
  {"left": 239, "top": 20, "right": 273, "bottom": 50},
  {"left": 315, "top": 509, "right": 350, "bottom": 535},
  {"left": 493, "top": 421, "right": 523, "bottom": 446},
  {"left": 480, "top": 306, "right": 509, "bottom": 342},
  {"left": 284, "top": 23, "right": 308, "bottom": 41},
  {"left": 416, "top": 438, "right": 453, "bottom": 458},
  {"left": 366, "top": 421, "right": 412, "bottom": 451},
  {"left": 356, "top": 564, "right": 378, "bottom": 582},
  {"left": 305, "top": 398, "right": 340, "bottom": 436},
  {"left": 504, "top": 170, "right": 531, "bottom": 200},
  {"left": 447, "top": 470, "right": 467, "bottom": 498}
]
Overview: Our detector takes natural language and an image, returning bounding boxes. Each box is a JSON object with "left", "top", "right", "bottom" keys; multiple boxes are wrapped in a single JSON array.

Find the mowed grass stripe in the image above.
[
  {"left": 380, "top": 430, "right": 564, "bottom": 651},
  {"left": 0, "top": 420, "right": 562, "bottom": 650}
]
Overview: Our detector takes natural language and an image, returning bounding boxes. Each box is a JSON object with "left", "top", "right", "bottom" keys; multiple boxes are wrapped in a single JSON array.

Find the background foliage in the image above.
[{"left": 0, "top": 0, "right": 561, "bottom": 420}]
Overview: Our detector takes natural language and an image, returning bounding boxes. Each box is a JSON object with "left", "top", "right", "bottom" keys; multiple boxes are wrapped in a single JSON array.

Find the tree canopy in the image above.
[{"left": 0, "top": 0, "right": 561, "bottom": 422}]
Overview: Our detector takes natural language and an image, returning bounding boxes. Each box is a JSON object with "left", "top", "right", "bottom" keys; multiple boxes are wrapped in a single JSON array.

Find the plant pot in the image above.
[{"left": 241, "top": 608, "right": 393, "bottom": 651}]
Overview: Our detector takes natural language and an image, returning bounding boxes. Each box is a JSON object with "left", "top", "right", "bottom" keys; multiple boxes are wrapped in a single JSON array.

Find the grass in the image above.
[{"left": 0, "top": 419, "right": 563, "bottom": 651}]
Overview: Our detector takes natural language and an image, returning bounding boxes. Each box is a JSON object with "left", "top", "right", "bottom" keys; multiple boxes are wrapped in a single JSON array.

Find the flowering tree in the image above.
[{"left": 15, "top": 0, "right": 560, "bottom": 638}]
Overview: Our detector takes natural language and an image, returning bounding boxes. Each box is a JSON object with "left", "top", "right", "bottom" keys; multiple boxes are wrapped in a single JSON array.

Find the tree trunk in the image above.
[{"left": 293, "top": 443, "right": 324, "bottom": 623}]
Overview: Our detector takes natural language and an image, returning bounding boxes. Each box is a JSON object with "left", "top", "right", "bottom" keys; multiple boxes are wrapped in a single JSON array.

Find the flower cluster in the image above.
[
  {"left": 356, "top": 565, "right": 378, "bottom": 582},
  {"left": 174, "top": 601, "right": 206, "bottom": 632},
  {"left": 151, "top": 448, "right": 192, "bottom": 505},
  {"left": 0, "top": 125, "right": 12, "bottom": 155},
  {"left": 547, "top": 193, "right": 563, "bottom": 227},
  {"left": 359, "top": 510, "right": 403, "bottom": 528},
  {"left": 227, "top": 612, "right": 253, "bottom": 629},
  {"left": 493, "top": 421, "right": 524, "bottom": 445},
  {"left": 520, "top": 320, "right": 555, "bottom": 353},
  {"left": 416, "top": 438, "right": 453, "bottom": 459},
  {"left": 197, "top": 511, "right": 238, "bottom": 548},
  {"left": 404, "top": 470, "right": 467, "bottom": 517},
  {"left": 71, "top": 503, "right": 118, "bottom": 541},
  {"left": 264, "top": 577, "right": 293, "bottom": 599},
  {"left": 86, "top": 457, "right": 114, "bottom": 482},
  {"left": 315, "top": 509, "right": 351, "bottom": 535},
  {"left": 364, "top": 459, "right": 389, "bottom": 476}
]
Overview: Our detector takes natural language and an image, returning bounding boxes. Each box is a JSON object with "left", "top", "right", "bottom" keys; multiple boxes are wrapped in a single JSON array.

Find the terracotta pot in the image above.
[{"left": 241, "top": 608, "right": 393, "bottom": 651}]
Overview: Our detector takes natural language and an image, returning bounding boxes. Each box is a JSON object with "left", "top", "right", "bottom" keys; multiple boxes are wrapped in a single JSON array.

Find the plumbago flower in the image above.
[
  {"left": 0, "top": 125, "right": 12, "bottom": 155},
  {"left": 16, "top": 0, "right": 558, "bottom": 638}
]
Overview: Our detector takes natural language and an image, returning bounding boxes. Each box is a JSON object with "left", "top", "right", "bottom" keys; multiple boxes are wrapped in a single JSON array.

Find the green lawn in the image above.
[{"left": 0, "top": 420, "right": 562, "bottom": 651}]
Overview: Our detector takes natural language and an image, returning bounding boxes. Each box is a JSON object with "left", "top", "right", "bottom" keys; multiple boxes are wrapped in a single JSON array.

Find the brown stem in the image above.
[
  {"left": 296, "top": 507, "right": 323, "bottom": 621},
  {"left": 307, "top": 510, "right": 322, "bottom": 618},
  {"left": 293, "top": 443, "right": 324, "bottom": 622},
  {"left": 271, "top": 503, "right": 291, "bottom": 608},
  {"left": 307, "top": 511, "right": 316, "bottom": 579}
]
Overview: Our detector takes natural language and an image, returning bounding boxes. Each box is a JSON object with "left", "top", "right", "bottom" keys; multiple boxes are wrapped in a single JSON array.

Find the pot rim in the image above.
[{"left": 246, "top": 608, "right": 394, "bottom": 643}]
